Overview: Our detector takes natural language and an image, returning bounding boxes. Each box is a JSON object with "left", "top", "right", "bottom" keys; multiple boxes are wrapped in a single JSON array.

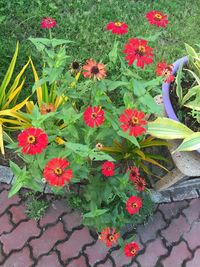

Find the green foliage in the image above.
[{"left": 25, "top": 197, "right": 49, "bottom": 221}]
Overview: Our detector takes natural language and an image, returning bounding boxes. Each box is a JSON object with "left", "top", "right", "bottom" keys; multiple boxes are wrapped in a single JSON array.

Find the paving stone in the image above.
[
  {"left": 39, "top": 200, "right": 71, "bottom": 228},
  {"left": 137, "top": 211, "right": 166, "bottom": 243},
  {"left": 186, "top": 248, "right": 200, "bottom": 267},
  {"left": 137, "top": 238, "right": 168, "bottom": 267},
  {"left": 0, "top": 166, "right": 14, "bottom": 184},
  {"left": 85, "top": 240, "right": 110, "bottom": 266},
  {"left": 158, "top": 200, "right": 188, "bottom": 220},
  {"left": 111, "top": 249, "right": 133, "bottom": 267},
  {"left": 162, "top": 241, "right": 192, "bottom": 267},
  {"left": 62, "top": 211, "right": 82, "bottom": 231},
  {"left": 96, "top": 258, "right": 114, "bottom": 267},
  {"left": 182, "top": 198, "right": 200, "bottom": 224},
  {"left": 30, "top": 222, "right": 67, "bottom": 258},
  {"left": 161, "top": 215, "right": 190, "bottom": 246},
  {"left": 0, "top": 220, "right": 40, "bottom": 254},
  {"left": 9, "top": 204, "right": 27, "bottom": 224},
  {"left": 67, "top": 256, "right": 88, "bottom": 267},
  {"left": 0, "top": 190, "right": 20, "bottom": 215},
  {"left": 36, "top": 252, "right": 62, "bottom": 267},
  {"left": 0, "top": 183, "right": 10, "bottom": 191},
  {"left": 183, "top": 221, "right": 200, "bottom": 250},
  {"left": 57, "top": 228, "right": 94, "bottom": 262},
  {"left": 3, "top": 246, "right": 34, "bottom": 267},
  {"left": 0, "top": 213, "right": 13, "bottom": 235}
]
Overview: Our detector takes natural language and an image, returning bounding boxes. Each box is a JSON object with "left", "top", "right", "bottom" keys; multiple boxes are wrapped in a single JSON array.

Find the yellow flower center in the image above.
[
  {"left": 132, "top": 203, "right": 138, "bottom": 208},
  {"left": 154, "top": 13, "right": 162, "bottom": 20},
  {"left": 27, "top": 135, "right": 36, "bottom": 144},
  {"left": 115, "top": 22, "right": 123, "bottom": 27},
  {"left": 91, "top": 112, "right": 97, "bottom": 119},
  {"left": 138, "top": 45, "right": 145, "bottom": 53},
  {"left": 54, "top": 168, "right": 63, "bottom": 176},
  {"left": 108, "top": 235, "right": 114, "bottom": 241},
  {"left": 131, "top": 249, "right": 136, "bottom": 255},
  {"left": 132, "top": 117, "right": 139, "bottom": 125}
]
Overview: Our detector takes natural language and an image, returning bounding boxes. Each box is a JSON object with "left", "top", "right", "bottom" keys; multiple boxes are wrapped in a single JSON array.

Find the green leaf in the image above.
[
  {"left": 83, "top": 208, "right": 109, "bottom": 218},
  {"left": 147, "top": 118, "right": 193, "bottom": 139},
  {"left": 105, "top": 111, "right": 120, "bottom": 130},
  {"left": 8, "top": 181, "right": 23, "bottom": 198},
  {"left": 118, "top": 130, "right": 140, "bottom": 147},
  {"left": 65, "top": 142, "right": 90, "bottom": 157},
  {"left": 105, "top": 80, "right": 128, "bottom": 92},
  {"left": 175, "top": 61, "right": 183, "bottom": 104},
  {"left": 176, "top": 132, "right": 200, "bottom": 151},
  {"left": 9, "top": 160, "right": 22, "bottom": 176},
  {"left": 108, "top": 40, "right": 118, "bottom": 64},
  {"left": 89, "top": 150, "right": 115, "bottom": 161}
]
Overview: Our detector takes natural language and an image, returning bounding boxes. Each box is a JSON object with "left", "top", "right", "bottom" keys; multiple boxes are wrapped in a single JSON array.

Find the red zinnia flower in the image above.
[
  {"left": 156, "top": 61, "right": 174, "bottom": 83},
  {"left": 119, "top": 109, "right": 147, "bottom": 137},
  {"left": 83, "top": 59, "right": 106, "bottom": 80},
  {"left": 106, "top": 21, "right": 128, "bottom": 35},
  {"left": 18, "top": 127, "right": 48, "bottom": 155},
  {"left": 124, "top": 242, "right": 140, "bottom": 257},
  {"left": 83, "top": 106, "right": 105, "bottom": 128},
  {"left": 99, "top": 227, "right": 120, "bottom": 247},
  {"left": 101, "top": 161, "right": 115, "bottom": 177},
  {"left": 123, "top": 38, "right": 154, "bottom": 68},
  {"left": 133, "top": 177, "right": 146, "bottom": 192},
  {"left": 127, "top": 166, "right": 140, "bottom": 182},
  {"left": 146, "top": 10, "right": 168, "bottom": 28},
  {"left": 41, "top": 17, "right": 57, "bottom": 29},
  {"left": 126, "top": 196, "right": 142, "bottom": 215},
  {"left": 43, "top": 158, "right": 73, "bottom": 186}
]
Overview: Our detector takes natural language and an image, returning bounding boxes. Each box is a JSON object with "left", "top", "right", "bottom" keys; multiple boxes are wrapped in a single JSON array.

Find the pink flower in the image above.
[{"left": 41, "top": 18, "right": 57, "bottom": 29}]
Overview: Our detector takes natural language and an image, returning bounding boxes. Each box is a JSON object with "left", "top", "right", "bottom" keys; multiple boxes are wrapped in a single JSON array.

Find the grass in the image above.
[{"left": 0, "top": 0, "right": 199, "bottom": 88}]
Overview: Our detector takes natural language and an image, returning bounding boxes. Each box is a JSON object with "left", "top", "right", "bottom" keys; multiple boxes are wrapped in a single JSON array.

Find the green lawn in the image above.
[{"left": 0, "top": 0, "right": 199, "bottom": 82}]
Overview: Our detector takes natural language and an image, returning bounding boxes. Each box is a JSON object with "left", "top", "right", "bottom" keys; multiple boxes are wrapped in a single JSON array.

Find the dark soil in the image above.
[{"left": 169, "top": 67, "right": 200, "bottom": 132}]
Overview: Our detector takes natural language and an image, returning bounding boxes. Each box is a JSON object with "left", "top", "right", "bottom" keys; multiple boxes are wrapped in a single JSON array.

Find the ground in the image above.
[{"left": 0, "top": 182, "right": 200, "bottom": 267}]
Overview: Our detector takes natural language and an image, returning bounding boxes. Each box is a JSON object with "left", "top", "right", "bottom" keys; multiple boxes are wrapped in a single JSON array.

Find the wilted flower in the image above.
[
  {"left": 40, "top": 103, "right": 56, "bottom": 114},
  {"left": 99, "top": 227, "right": 120, "bottom": 247}
]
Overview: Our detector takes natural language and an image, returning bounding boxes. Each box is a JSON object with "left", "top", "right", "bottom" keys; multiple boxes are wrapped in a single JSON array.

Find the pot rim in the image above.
[{"left": 162, "top": 55, "right": 200, "bottom": 154}]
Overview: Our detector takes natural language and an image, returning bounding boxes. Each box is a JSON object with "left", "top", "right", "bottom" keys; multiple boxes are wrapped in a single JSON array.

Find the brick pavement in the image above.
[{"left": 0, "top": 182, "right": 200, "bottom": 267}]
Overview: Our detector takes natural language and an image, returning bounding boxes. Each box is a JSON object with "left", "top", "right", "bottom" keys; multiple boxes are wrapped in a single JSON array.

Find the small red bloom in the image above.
[
  {"left": 83, "top": 59, "right": 106, "bottom": 80},
  {"left": 123, "top": 38, "right": 154, "bottom": 68},
  {"left": 99, "top": 227, "right": 120, "bottom": 247},
  {"left": 133, "top": 177, "right": 146, "bottom": 192},
  {"left": 156, "top": 61, "right": 174, "bottom": 83},
  {"left": 83, "top": 106, "right": 105, "bottom": 128},
  {"left": 127, "top": 166, "right": 140, "bottom": 182},
  {"left": 18, "top": 127, "right": 48, "bottom": 155},
  {"left": 124, "top": 242, "right": 140, "bottom": 257},
  {"left": 126, "top": 196, "right": 142, "bottom": 215},
  {"left": 119, "top": 109, "right": 147, "bottom": 137},
  {"left": 41, "top": 17, "right": 57, "bottom": 29},
  {"left": 101, "top": 161, "right": 115, "bottom": 177},
  {"left": 43, "top": 158, "right": 73, "bottom": 186},
  {"left": 146, "top": 10, "right": 168, "bottom": 28},
  {"left": 106, "top": 21, "right": 128, "bottom": 35}
]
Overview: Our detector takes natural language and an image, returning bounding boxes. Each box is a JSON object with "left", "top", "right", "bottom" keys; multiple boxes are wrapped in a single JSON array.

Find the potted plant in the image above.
[{"left": 148, "top": 44, "right": 200, "bottom": 177}]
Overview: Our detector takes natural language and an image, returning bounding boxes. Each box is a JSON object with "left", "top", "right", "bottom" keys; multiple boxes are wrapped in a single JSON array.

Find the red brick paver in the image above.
[{"left": 1, "top": 183, "right": 200, "bottom": 267}]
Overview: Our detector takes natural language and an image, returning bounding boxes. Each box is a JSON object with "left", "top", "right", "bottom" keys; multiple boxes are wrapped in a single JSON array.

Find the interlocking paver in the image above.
[
  {"left": 158, "top": 200, "right": 188, "bottom": 220},
  {"left": 39, "top": 200, "right": 70, "bottom": 228},
  {"left": 95, "top": 258, "right": 114, "bottom": 267},
  {"left": 183, "top": 221, "right": 200, "bottom": 250},
  {"left": 136, "top": 238, "right": 168, "bottom": 267},
  {"left": 57, "top": 228, "right": 94, "bottom": 262},
  {"left": 0, "top": 220, "right": 40, "bottom": 254},
  {"left": 0, "top": 213, "right": 13, "bottom": 235},
  {"left": 137, "top": 211, "right": 166, "bottom": 243},
  {"left": 111, "top": 249, "right": 132, "bottom": 267},
  {"left": 62, "top": 211, "right": 82, "bottom": 231},
  {"left": 30, "top": 222, "right": 67, "bottom": 258},
  {"left": 36, "top": 252, "right": 62, "bottom": 267},
  {"left": 9, "top": 204, "right": 27, "bottom": 224},
  {"left": 0, "top": 190, "right": 20, "bottom": 215},
  {"left": 161, "top": 214, "right": 190, "bottom": 245},
  {"left": 182, "top": 198, "right": 200, "bottom": 224},
  {"left": 186, "top": 248, "right": 200, "bottom": 267},
  {"left": 162, "top": 241, "right": 192, "bottom": 267},
  {"left": 67, "top": 256, "right": 88, "bottom": 267},
  {"left": 2, "top": 246, "right": 34, "bottom": 267},
  {"left": 85, "top": 240, "right": 110, "bottom": 266}
]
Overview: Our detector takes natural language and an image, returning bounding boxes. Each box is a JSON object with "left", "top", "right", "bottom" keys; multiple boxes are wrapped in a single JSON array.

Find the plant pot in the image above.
[{"left": 161, "top": 56, "right": 200, "bottom": 176}]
